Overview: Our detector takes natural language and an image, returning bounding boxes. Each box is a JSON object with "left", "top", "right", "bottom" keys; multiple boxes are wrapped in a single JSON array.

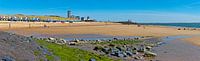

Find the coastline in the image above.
[
  {"left": 1, "top": 22, "right": 200, "bottom": 37},
  {"left": 1, "top": 21, "right": 200, "bottom": 61},
  {"left": 1, "top": 21, "right": 200, "bottom": 47}
]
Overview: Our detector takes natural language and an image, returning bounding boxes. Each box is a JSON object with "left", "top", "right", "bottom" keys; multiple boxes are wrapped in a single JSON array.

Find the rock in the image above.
[
  {"left": 89, "top": 58, "right": 96, "bottom": 61},
  {"left": 93, "top": 46, "right": 103, "bottom": 51},
  {"left": 29, "top": 36, "right": 34, "bottom": 38},
  {"left": 126, "top": 51, "right": 133, "bottom": 56},
  {"left": 132, "top": 47, "right": 138, "bottom": 50},
  {"left": 126, "top": 47, "right": 132, "bottom": 51},
  {"left": 74, "top": 39, "right": 80, "bottom": 42},
  {"left": 102, "top": 48, "right": 111, "bottom": 54},
  {"left": 146, "top": 46, "right": 152, "bottom": 51},
  {"left": 122, "top": 52, "right": 127, "bottom": 57},
  {"left": 138, "top": 47, "right": 145, "bottom": 52},
  {"left": 117, "top": 53, "right": 124, "bottom": 57},
  {"left": 55, "top": 39, "right": 67, "bottom": 45},
  {"left": 144, "top": 51, "right": 157, "bottom": 57},
  {"left": 46, "top": 37, "right": 56, "bottom": 43},
  {"left": 134, "top": 38, "right": 139, "bottom": 40},
  {"left": 96, "top": 39, "right": 102, "bottom": 42},
  {"left": 113, "top": 38, "right": 118, "bottom": 40},
  {"left": 68, "top": 42, "right": 77, "bottom": 45},
  {"left": 132, "top": 50, "right": 138, "bottom": 54},
  {"left": 108, "top": 44, "right": 115, "bottom": 47},
  {"left": 0, "top": 56, "right": 15, "bottom": 61},
  {"left": 48, "top": 37, "right": 56, "bottom": 41},
  {"left": 116, "top": 47, "right": 122, "bottom": 51},
  {"left": 177, "top": 28, "right": 181, "bottom": 30},
  {"left": 134, "top": 56, "right": 144, "bottom": 60},
  {"left": 115, "top": 51, "right": 127, "bottom": 57}
]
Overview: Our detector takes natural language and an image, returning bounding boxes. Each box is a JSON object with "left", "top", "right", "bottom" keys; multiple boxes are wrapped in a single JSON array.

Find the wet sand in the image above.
[
  {"left": 35, "top": 34, "right": 141, "bottom": 41},
  {"left": 152, "top": 36, "right": 200, "bottom": 61},
  {"left": 181, "top": 36, "right": 200, "bottom": 46}
]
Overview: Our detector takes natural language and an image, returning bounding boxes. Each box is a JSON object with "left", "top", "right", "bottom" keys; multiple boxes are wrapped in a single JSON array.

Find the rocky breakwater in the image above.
[
  {"left": 39, "top": 37, "right": 163, "bottom": 61},
  {"left": 0, "top": 32, "right": 47, "bottom": 61},
  {"left": 91, "top": 38, "right": 162, "bottom": 61}
]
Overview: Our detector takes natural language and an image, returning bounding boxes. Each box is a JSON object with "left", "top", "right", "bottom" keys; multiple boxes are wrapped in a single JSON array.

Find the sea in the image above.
[{"left": 141, "top": 23, "right": 200, "bottom": 28}]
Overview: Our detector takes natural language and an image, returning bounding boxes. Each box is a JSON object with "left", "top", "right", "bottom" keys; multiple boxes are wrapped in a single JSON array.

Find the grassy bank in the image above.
[{"left": 36, "top": 39, "right": 113, "bottom": 61}]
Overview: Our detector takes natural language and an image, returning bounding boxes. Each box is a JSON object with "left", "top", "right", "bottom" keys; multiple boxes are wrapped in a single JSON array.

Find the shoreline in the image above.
[
  {"left": 1, "top": 21, "right": 200, "bottom": 47},
  {"left": 1, "top": 22, "right": 200, "bottom": 37},
  {"left": 1, "top": 22, "right": 200, "bottom": 44}
]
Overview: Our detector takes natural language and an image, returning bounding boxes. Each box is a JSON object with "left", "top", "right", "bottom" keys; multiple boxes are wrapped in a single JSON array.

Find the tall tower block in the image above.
[{"left": 67, "top": 10, "right": 71, "bottom": 18}]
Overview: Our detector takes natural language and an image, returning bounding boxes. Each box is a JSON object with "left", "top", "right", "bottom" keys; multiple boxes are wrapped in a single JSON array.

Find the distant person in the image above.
[
  {"left": 44, "top": 24, "right": 48, "bottom": 28},
  {"left": 143, "top": 26, "right": 146, "bottom": 29},
  {"left": 137, "top": 24, "right": 141, "bottom": 27}
]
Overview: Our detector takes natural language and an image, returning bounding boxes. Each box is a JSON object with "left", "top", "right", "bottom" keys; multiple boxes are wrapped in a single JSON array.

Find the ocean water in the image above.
[{"left": 141, "top": 23, "right": 200, "bottom": 28}]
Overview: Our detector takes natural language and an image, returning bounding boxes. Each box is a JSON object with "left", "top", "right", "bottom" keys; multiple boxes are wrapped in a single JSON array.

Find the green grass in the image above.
[
  {"left": 36, "top": 39, "right": 113, "bottom": 61},
  {"left": 93, "top": 40, "right": 143, "bottom": 45},
  {"left": 33, "top": 50, "right": 41, "bottom": 56}
]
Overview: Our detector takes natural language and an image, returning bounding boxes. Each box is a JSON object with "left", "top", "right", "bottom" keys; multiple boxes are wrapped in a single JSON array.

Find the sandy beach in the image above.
[
  {"left": 1, "top": 21, "right": 200, "bottom": 37},
  {"left": 1, "top": 21, "right": 200, "bottom": 46}
]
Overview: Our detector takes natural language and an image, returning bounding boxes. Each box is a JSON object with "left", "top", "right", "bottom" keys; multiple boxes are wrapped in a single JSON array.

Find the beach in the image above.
[
  {"left": 1, "top": 21, "right": 200, "bottom": 45},
  {"left": 1, "top": 21, "right": 200, "bottom": 61},
  {"left": 181, "top": 36, "right": 200, "bottom": 46},
  {"left": 1, "top": 21, "right": 200, "bottom": 37}
]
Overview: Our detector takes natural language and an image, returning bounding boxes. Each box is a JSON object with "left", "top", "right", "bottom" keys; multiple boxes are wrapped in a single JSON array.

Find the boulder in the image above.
[
  {"left": 89, "top": 58, "right": 96, "bottom": 61},
  {"left": 74, "top": 39, "right": 80, "bottom": 42},
  {"left": 68, "top": 42, "right": 77, "bottom": 45},
  {"left": 113, "top": 38, "right": 118, "bottom": 40},
  {"left": 134, "top": 56, "right": 144, "bottom": 60},
  {"left": 122, "top": 52, "right": 127, "bottom": 57},
  {"left": 96, "top": 39, "right": 102, "bottom": 42},
  {"left": 93, "top": 46, "right": 103, "bottom": 51},
  {"left": 144, "top": 51, "right": 157, "bottom": 57},
  {"left": 55, "top": 39, "right": 67, "bottom": 45},
  {"left": 102, "top": 48, "right": 111, "bottom": 54},
  {"left": 146, "top": 46, "right": 152, "bottom": 51},
  {"left": 48, "top": 37, "right": 56, "bottom": 41},
  {"left": 126, "top": 51, "right": 133, "bottom": 56},
  {"left": 117, "top": 53, "right": 124, "bottom": 57},
  {"left": 0, "top": 56, "right": 15, "bottom": 61},
  {"left": 132, "top": 50, "right": 138, "bottom": 54}
]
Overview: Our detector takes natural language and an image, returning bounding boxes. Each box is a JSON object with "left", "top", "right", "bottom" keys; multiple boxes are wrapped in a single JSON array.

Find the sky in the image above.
[{"left": 1, "top": 0, "right": 200, "bottom": 23}]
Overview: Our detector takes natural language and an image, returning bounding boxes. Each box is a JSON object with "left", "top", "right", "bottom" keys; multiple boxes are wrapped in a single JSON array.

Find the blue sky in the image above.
[{"left": 1, "top": 0, "right": 200, "bottom": 23}]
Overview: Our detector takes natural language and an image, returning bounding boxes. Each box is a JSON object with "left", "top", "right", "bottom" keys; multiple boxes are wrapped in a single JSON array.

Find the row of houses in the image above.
[
  {"left": 0, "top": 16, "right": 41, "bottom": 21},
  {"left": 0, "top": 15, "right": 81, "bottom": 22}
]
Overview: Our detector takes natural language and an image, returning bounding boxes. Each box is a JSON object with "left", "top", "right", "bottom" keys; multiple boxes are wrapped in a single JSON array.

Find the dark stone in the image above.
[
  {"left": 89, "top": 58, "right": 96, "bottom": 61},
  {"left": 126, "top": 51, "right": 133, "bottom": 56},
  {"left": 117, "top": 53, "right": 124, "bottom": 57},
  {"left": 178, "top": 28, "right": 181, "bottom": 30},
  {"left": 116, "top": 47, "right": 122, "bottom": 51},
  {"left": 113, "top": 38, "right": 118, "bottom": 40},
  {"left": 102, "top": 48, "right": 111, "bottom": 54},
  {"left": 108, "top": 44, "right": 115, "bottom": 47},
  {"left": 0, "top": 56, "right": 15, "bottom": 61}
]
